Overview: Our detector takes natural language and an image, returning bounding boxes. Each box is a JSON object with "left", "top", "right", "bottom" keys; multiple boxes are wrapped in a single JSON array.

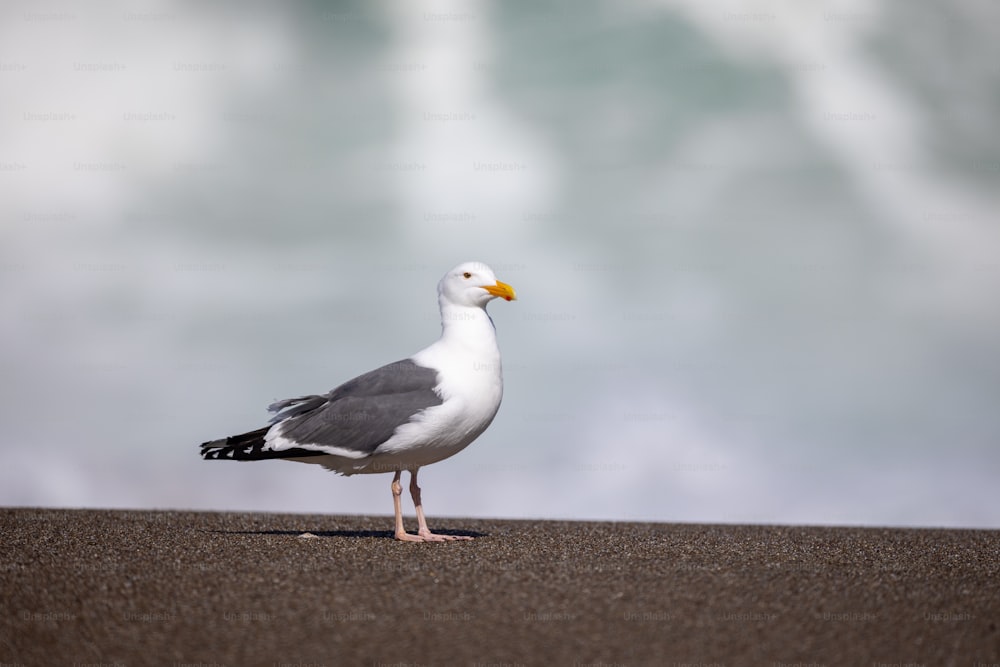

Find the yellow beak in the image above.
[{"left": 483, "top": 280, "right": 517, "bottom": 302}]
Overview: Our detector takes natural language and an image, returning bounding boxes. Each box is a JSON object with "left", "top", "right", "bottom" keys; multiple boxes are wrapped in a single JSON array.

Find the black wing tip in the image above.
[
  {"left": 199, "top": 432, "right": 327, "bottom": 461},
  {"left": 200, "top": 438, "right": 234, "bottom": 460},
  {"left": 199, "top": 426, "right": 269, "bottom": 460}
]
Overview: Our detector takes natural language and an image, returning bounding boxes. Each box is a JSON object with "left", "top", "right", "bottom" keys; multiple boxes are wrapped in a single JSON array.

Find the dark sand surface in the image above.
[{"left": 2, "top": 508, "right": 999, "bottom": 666}]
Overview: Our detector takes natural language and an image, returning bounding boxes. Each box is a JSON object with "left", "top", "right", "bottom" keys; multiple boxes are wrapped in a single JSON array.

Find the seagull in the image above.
[{"left": 200, "top": 261, "right": 516, "bottom": 542}]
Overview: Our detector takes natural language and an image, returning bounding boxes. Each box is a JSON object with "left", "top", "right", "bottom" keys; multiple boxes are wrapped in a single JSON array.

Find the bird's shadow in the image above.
[{"left": 205, "top": 528, "right": 488, "bottom": 540}]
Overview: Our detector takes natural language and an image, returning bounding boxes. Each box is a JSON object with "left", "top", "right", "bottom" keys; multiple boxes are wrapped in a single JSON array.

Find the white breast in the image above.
[{"left": 371, "top": 307, "right": 504, "bottom": 469}]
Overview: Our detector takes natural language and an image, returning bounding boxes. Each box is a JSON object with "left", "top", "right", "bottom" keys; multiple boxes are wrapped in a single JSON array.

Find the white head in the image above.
[{"left": 438, "top": 261, "right": 517, "bottom": 309}]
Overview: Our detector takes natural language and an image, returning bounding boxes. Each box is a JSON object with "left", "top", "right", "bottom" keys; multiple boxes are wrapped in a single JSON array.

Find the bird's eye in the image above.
[{"left": 462, "top": 272, "right": 472, "bottom": 279}]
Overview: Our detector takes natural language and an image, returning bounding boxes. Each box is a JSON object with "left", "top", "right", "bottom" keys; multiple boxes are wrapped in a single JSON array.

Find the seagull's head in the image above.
[{"left": 439, "top": 261, "right": 517, "bottom": 309}]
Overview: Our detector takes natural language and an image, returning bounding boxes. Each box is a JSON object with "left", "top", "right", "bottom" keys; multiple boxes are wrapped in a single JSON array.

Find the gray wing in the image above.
[{"left": 267, "top": 359, "right": 442, "bottom": 456}]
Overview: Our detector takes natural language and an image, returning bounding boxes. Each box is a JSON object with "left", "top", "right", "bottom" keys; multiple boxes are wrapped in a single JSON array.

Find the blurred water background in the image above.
[{"left": 2, "top": 0, "right": 998, "bottom": 527}]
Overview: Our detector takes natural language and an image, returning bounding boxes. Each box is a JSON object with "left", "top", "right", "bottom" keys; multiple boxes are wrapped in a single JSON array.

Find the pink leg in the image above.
[
  {"left": 391, "top": 471, "right": 423, "bottom": 542},
  {"left": 409, "top": 468, "right": 473, "bottom": 541}
]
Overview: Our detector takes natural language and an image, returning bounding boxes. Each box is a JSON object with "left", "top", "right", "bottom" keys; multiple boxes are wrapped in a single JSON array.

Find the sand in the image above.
[{"left": 2, "top": 508, "right": 998, "bottom": 666}]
